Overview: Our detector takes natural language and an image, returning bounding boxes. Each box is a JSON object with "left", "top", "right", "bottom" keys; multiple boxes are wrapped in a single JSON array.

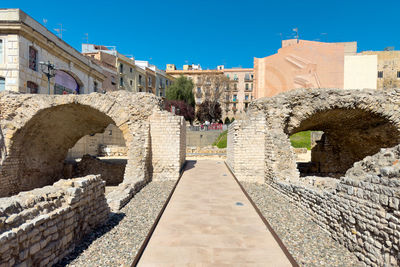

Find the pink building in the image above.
[{"left": 254, "top": 39, "right": 357, "bottom": 98}]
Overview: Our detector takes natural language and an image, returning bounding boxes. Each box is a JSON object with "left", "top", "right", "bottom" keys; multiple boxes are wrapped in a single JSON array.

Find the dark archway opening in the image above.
[
  {"left": 3, "top": 103, "right": 127, "bottom": 196},
  {"left": 288, "top": 109, "right": 400, "bottom": 179}
]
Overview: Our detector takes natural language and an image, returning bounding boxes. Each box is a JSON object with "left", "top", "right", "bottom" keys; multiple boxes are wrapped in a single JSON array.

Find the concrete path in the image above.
[{"left": 138, "top": 160, "right": 293, "bottom": 266}]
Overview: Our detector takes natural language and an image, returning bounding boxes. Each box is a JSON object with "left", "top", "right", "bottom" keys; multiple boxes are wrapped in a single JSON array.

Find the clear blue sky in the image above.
[{"left": 4, "top": 0, "right": 400, "bottom": 70}]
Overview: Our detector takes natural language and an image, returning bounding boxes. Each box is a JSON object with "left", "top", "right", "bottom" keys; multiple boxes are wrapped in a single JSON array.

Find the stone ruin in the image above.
[
  {"left": 228, "top": 88, "right": 400, "bottom": 266},
  {"left": 0, "top": 91, "right": 186, "bottom": 266}
]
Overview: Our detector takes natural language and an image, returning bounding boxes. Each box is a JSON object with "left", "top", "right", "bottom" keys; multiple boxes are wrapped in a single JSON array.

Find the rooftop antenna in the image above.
[
  {"left": 84, "top": 33, "right": 89, "bottom": 44},
  {"left": 54, "top": 24, "right": 66, "bottom": 39},
  {"left": 42, "top": 19, "right": 48, "bottom": 27},
  {"left": 321, "top": 32, "right": 328, "bottom": 42},
  {"left": 293, "top": 28, "right": 299, "bottom": 43}
]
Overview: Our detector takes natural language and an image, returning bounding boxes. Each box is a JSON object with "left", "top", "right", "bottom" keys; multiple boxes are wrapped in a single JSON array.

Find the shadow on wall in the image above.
[{"left": 287, "top": 108, "right": 400, "bottom": 179}]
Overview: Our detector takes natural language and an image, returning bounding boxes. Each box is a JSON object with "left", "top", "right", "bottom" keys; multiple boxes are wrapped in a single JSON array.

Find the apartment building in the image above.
[
  {"left": 0, "top": 9, "right": 104, "bottom": 94},
  {"left": 359, "top": 50, "right": 400, "bottom": 90},
  {"left": 166, "top": 64, "right": 254, "bottom": 121},
  {"left": 82, "top": 44, "right": 137, "bottom": 92},
  {"left": 136, "top": 60, "right": 174, "bottom": 97},
  {"left": 221, "top": 66, "right": 254, "bottom": 119}
]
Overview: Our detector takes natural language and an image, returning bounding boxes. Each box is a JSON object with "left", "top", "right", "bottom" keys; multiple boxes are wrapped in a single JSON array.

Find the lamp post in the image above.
[{"left": 39, "top": 61, "right": 57, "bottom": 94}]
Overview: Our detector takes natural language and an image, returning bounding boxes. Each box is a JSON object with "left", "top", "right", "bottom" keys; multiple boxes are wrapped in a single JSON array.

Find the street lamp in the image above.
[{"left": 39, "top": 61, "right": 57, "bottom": 94}]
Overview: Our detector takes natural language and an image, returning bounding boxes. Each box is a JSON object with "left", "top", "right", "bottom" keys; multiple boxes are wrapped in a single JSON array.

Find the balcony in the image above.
[{"left": 243, "top": 99, "right": 250, "bottom": 103}]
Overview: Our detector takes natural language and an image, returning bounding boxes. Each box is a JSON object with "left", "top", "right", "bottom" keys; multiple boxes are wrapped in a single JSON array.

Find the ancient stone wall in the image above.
[
  {"left": 0, "top": 175, "right": 109, "bottom": 266},
  {"left": 229, "top": 88, "right": 400, "bottom": 266},
  {"left": 270, "top": 146, "right": 400, "bottom": 266},
  {"left": 227, "top": 110, "right": 266, "bottom": 183},
  {"left": 150, "top": 111, "right": 186, "bottom": 181},
  {"left": 0, "top": 91, "right": 186, "bottom": 211},
  {"left": 71, "top": 155, "right": 126, "bottom": 186}
]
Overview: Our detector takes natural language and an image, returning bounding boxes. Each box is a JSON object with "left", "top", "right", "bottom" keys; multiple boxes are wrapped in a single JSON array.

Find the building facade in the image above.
[
  {"left": 83, "top": 50, "right": 118, "bottom": 92},
  {"left": 136, "top": 60, "right": 174, "bottom": 97},
  {"left": 0, "top": 9, "right": 104, "bottom": 94},
  {"left": 360, "top": 50, "right": 400, "bottom": 90},
  {"left": 221, "top": 67, "right": 254, "bottom": 120},
  {"left": 254, "top": 39, "right": 359, "bottom": 98},
  {"left": 166, "top": 64, "right": 254, "bottom": 121}
]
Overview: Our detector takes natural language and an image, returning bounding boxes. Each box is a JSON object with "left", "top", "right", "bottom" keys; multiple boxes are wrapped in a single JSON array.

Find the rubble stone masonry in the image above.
[
  {"left": 0, "top": 175, "right": 109, "bottom": 266},
  {"left": 228, "top": 88, "right": 400, "bottom": 266}
]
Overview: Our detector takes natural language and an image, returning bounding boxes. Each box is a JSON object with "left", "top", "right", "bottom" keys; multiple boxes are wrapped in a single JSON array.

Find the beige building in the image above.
[
  {"left": 166, "top": 64, "right": 254, "bottom": 121},
  {"left": 221, "top": 67, "right": 254, "bottom": 120},
  {"left": 343, "top": 54, "right": 377, "bottom": 90},
  {"left": 83, "top": 49, "right": 118, "bottom": 92},
  {"left": 0, "top": 9, "right": 105, "bottom": 94},
  {"left": 136, "top": 60, "right": 174, "bottom": 97},
  {"left": 360, "top": 50, "right": 400, "bottom": 90},
  {"left": 82, "top": 44, "right": 137, "bottom": 92}
]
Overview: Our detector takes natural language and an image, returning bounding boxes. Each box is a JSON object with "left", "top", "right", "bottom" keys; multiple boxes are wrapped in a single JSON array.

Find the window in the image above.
[
  {"left": 226, "top": 74, "right": 230, "bottom": 78},
  {"left": 215, "top": 87, "right": 219, "bottom": 92},
  {"left": 234, "top": 83, "right": 237, "bottom": 90},
  {"left": 397, "top": 71, "right": 400, "bottom": 78},
  {"left": 29, "top": 46, "right": 38, "bottom": 71},
  {"left": 233, "top": 74, "right": 238, "bottom": 81},
  {"left": 197, "top": 87, "right": 201, "bottom": 93},
  {"left": 139, "top": 75, "right": 142, "bottom": 85},
  {"left": 130, "top": 80, "right": 133, "bottom": 86},
  {"left": 130, "top": 67, "right": 133, "bottom": 73},
  {"left": 148, "top": 77, "right": 152, "bottom": 86},
  {"left": 233, "top": 94, "right": 237, "bottom": 102},
  {"left": 251, "top": 83, "right": 253, "bottom": 90},
  {"left": 120, "top": 64, "right": 124, "bottom": 73},
  {"left": 0, "top": 40, "right": 3, "bottom": 63},
  {"left": 111, "top": 76, "right": 116, "bottom": 85},
  {"left": 378, "top": 71, "right": 383, "bottom": 78},
  {"left": 245, "top": 94, "right": 249, "bottom": 100},
  {"left": 233, "top": 103, "right": 237, "bottom": 108},
  {"left": 94, "top": 81, "right": 98, "bottom": 92},
  {"left": 109, "top": 130, "right": 112, "bottom": 135},
  {"left": 166, "top": 80, "right": 169, "bottom": 86},
  {"left": 160, "top": 91, "right": 163, "bottom": 97},
  {"left": 245, "top": 73, "right": 250, "bottom": 81},
  {"left": 120, "top": 77, "right": 123, "bottom": 86},
  {"left": 245, "top": 83, "right": 249, "bottom": 90},
  {"left": 27, "top": 81, "right": 38, "bottom": 94},
  {"left": 0, "top": 77, "right": 5, "bottom": 91}
]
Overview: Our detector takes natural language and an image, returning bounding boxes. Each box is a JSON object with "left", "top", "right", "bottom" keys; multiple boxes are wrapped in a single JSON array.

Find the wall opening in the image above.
[
  {"left": 288, "top": 109, "right": 400, "bottom": 179},
  {"left": 0, "top": 103, "right": 128, "bottom": 197},
  {"left": 64, "top": 124, "right": 127, "bottom": 193}
]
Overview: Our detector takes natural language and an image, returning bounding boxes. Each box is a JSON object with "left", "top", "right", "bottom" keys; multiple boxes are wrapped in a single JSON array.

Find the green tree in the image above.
[{"left": 166, "top": 75, "right": 195, "bottom": 107}]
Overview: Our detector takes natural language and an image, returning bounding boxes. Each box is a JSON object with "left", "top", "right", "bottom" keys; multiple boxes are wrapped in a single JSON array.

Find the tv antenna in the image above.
[
  {"left": 84, "top": 33, "right": 89, "bottom": 44},
  {"left": 54, "top": 24, "right": 66, "bottom": 39}
]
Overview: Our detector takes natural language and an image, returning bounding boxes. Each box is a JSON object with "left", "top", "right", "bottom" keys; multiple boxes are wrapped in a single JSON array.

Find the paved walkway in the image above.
[{"left": 138, "top": 160, "right": 293, "bottom": 266}]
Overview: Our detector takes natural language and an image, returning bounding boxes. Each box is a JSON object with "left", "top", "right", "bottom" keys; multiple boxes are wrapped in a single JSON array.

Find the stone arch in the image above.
[
  {"left": 261, "top": 89, "right": 400, "bottom": 182},
  {"left": 0, "top": 91, "right": 163, "bottom": 197}
]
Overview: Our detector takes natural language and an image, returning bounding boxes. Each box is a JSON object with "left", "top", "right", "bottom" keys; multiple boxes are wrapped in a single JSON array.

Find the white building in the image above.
[{"left": 0, "top": 9, "right": 104, "bottom": 94}]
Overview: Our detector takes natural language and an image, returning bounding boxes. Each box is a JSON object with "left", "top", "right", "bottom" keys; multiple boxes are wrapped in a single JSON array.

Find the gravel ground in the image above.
[
  {"left": 242, "top": 182, "right": 363, "bottom": 267},
  {"left": 57, "top": 181, "right": 176, "bottom": 267}
]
